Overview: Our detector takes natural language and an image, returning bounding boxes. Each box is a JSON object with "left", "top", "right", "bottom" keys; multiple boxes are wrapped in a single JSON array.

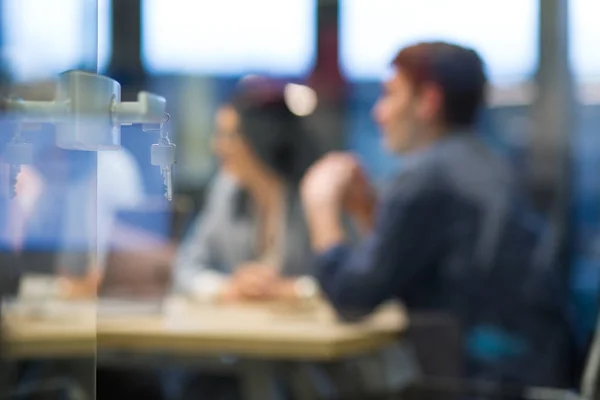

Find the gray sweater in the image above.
[{"left": 173, "top": 173, "right": 314, "bottom": 300}]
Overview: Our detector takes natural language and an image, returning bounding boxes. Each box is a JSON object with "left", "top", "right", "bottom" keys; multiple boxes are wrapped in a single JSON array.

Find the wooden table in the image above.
[
  {"left": 2, "top": 300, "right": 97, "bottom": 359},
  {"left": 99, "top": 298, "right": 405, "bottom": 360},
  {"left": 3, "top": 298, "right": 406, "bottom": 361},
  {"left": 3, "top": 299, "right": 406, "bottom": 400}
]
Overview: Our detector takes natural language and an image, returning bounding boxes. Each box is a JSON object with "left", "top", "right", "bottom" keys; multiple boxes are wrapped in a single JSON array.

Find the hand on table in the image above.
[
  {"left": 217, "top": 263, "right": 313, "bottom": 303},
  {"left": 58, "top": 267, "right": 102, "bottom": 300},
  {"left": 218, "top": 262, "right": 278, "bottom": 302}
]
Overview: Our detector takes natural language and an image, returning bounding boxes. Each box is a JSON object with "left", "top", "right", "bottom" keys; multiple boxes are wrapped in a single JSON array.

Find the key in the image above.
[
  {"left": 151, "top": 139, "right": 176, "bottom": 201},
  {"left": 163, "top": 165, "right": 173, "bottom": 201}
]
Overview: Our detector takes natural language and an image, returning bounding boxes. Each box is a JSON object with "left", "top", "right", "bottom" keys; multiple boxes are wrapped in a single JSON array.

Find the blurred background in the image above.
[
  {"left": 0, "top": 0, "right": 598, "bottom": 398},
  {"left": 0, "top": 0, "right": 595, "bottom": 207},
  {"left": 0, "top": 0, "right": 597, "bottom": 221},
  {"left": 0, "top": 0, "right": 598, "bottom": 355}
]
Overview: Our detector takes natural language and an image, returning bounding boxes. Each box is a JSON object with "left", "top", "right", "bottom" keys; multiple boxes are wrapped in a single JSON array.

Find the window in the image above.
[
  {"left": 2, "top": 0, "right": 111, "bottom": 82},
  {"left": 141, "top": 0, "right": 316, "bottom": 76},
  {"left": 570, "top": 0, "right": 600, "bottom": 81},
  {"left": 97, "top": 0, "right": 111, "bottom": 73},
  {"left": 339, "top": 0, "right": 539, "bottom": 85}
]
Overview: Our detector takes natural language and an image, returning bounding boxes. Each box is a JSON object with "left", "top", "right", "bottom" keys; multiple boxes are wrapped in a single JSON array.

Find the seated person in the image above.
[
  {"left": 301, "top": 42, "right": 574, "bottom": 387},
  {"left": 163, "top": 80, "right": 328, "bottom": 400},
  {"left": 174, "top": 79, "right": 322, "bottom": 303}
]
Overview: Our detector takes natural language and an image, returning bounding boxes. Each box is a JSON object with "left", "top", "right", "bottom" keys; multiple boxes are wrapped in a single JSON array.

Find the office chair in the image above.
[
  {"left": 325, "top": 309, "right": 595, "bottom": 400},
  {"left": 581, "top": 310, "right": 600, "bottom": 400},
  {"left": 328, "top": 378, "right": 580, "bottom": 400}
]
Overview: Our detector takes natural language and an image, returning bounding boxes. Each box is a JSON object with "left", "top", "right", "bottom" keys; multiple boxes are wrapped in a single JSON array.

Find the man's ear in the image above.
[{"left": 415, "top": 82, "right": 444, "bottom": 122}]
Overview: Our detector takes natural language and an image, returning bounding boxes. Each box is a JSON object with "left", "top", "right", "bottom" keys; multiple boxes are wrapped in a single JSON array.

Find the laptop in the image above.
[{"left": 98, "top": 195, "right": 193, "bottom": 315}]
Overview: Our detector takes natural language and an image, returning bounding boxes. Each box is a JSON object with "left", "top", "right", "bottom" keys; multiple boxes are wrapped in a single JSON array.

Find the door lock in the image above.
[{"left": 3, "top": 70, "right": 175, "bottom": 200}]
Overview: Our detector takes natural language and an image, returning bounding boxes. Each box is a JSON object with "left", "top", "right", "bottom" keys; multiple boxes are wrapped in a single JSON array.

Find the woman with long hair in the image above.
[{"left": 174, "top": 79, "right": 322, "bottom": 303}]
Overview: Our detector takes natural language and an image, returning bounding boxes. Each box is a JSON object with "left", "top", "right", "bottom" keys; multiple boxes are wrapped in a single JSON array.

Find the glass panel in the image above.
[{"left": 0, "top": 0, "right": 99, "bottom": 398}]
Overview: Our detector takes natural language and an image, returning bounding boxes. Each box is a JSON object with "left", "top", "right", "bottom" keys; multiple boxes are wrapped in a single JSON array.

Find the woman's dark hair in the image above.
[
  {"left": 231, "top": 78, "right": 321, "bottom": 186},
  {"left": 229, "top": 78, "right": 322, "bottom": 218}
]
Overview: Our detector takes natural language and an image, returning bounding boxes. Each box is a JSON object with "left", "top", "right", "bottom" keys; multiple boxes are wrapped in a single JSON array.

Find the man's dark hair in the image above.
[{"left": 392, "top": 41, "right": 487, "bottom": 128}]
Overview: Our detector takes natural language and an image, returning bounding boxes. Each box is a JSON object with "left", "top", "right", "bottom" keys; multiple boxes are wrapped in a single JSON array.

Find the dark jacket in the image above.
[{"left": 316, "top": 134, "right": 574, "bottom": 387}]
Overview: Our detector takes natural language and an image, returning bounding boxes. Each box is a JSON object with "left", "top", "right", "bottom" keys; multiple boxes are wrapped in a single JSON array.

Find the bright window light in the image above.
[
  {"left": 2, "top": 0, "right": 111, "bottom": 82},
  {"left": 141, "top": 0, "right": 316, "bottom": 76},
  {"left": 339, "top": 0, "right": 539, "bottom": 85},
  {"left": 570, "top": 0, "right": 600, "bottom": 81}
]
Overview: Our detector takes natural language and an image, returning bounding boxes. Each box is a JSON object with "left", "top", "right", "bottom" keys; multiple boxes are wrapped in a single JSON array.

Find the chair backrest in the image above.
[
  {"left": 170, "top": 195, "right": 195, "bottom": 242},
  {"left": 328, "top": 379, "right": 580, "bottom": 400},
  {"left": 406, "top": 312, "right": 464, "bottom": 380},
  {"left": 580, "top": 313, "right": 600, "bottom": 400}
]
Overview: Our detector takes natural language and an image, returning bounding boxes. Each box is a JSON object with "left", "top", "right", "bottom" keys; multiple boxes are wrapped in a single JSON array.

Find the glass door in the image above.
[{"left": 0, "top": 0, "right": 101, "bottom": 397}]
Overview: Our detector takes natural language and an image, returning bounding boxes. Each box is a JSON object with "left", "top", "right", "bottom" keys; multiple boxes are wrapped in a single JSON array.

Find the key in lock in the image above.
[{"left": 151, "top": 139, "right": 176, "bottom": 201}]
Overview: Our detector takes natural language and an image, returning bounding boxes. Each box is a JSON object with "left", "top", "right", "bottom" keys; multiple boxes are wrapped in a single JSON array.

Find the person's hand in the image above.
[
  {"left": 58, "top": 267, "right": 102, "bottom": 300},
  {"left": 342, "top": 160, "right": 376, "bottom": 232},
  {"left": 302, "top": 152, "right": 376, "bottom": 237},
  {"left": 270, "top": 277, "right": 320, "bottom": 302},
  {"left": 218, "top": 277, "right": 294, "bottom": 303},
  {"left": 301, "top": 152, "right": 358, "bottom": 212},
  {"left": 221, "top": 262, "right": 279, "bottom": 301},
  {"left": 301, "top": 153, "right": 366, "bottom": 251},
  {"left": 269, "top": 278, "right": 300, "bottom": 301},
  {"left": 342, "top": 158, "right": 375, "bottom": 212},
  {"left": 218, "top": 277, "right": 314, "bottom": 303},
  {"left": 217, "top": 281, "right": 243, "bottom": 303}
]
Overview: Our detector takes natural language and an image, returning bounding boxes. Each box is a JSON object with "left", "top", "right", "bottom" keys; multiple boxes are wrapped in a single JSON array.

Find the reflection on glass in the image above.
[
  {"left": 339, "top": 0, "right": 539, "bottom": 85},
  {"left": 141, "top": 0, "right": 316, "bottom": 76}
]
